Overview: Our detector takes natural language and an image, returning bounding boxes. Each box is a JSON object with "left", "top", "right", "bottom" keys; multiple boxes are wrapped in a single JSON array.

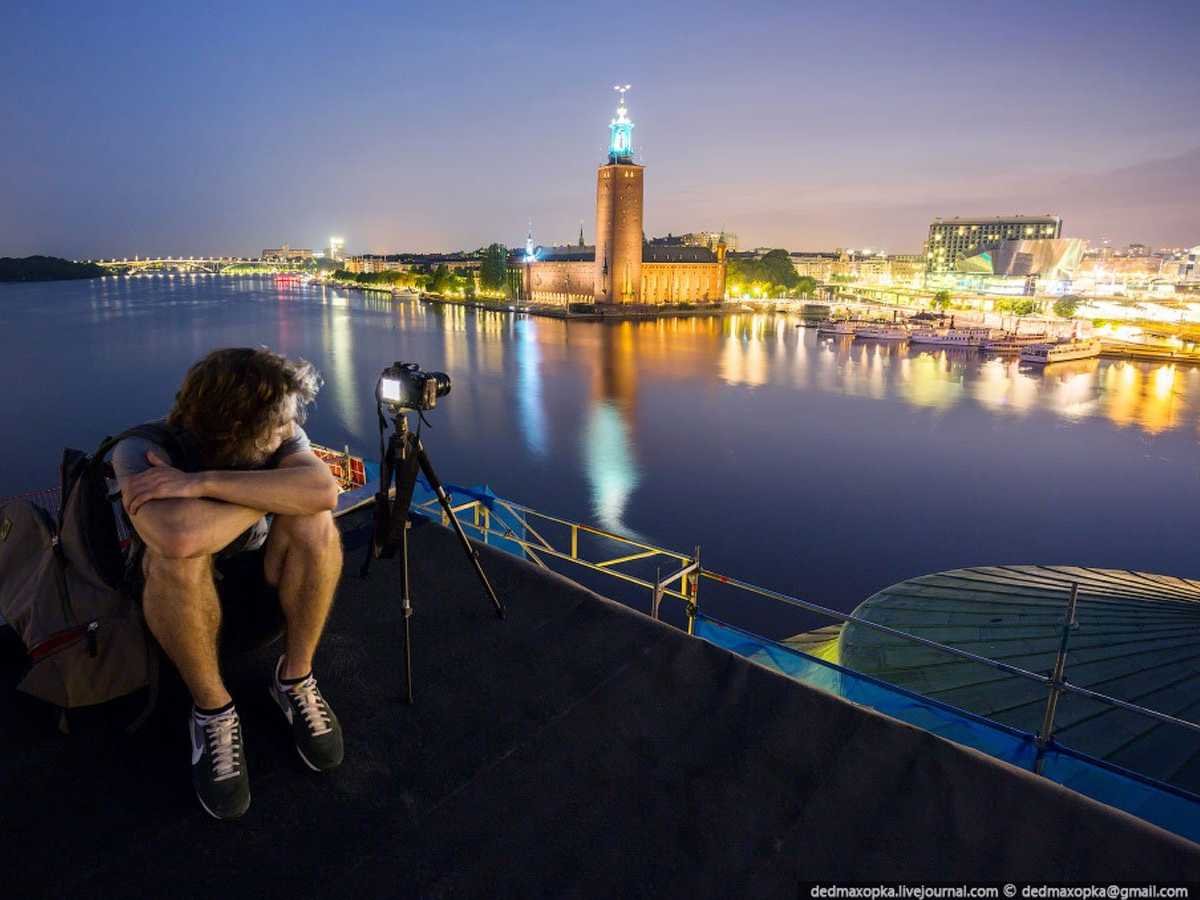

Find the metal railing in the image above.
[
  {"left": 422, "top": 491, "right": 1200, "bottom": 758},
  {"left": 412, "top": 493, "right": 702, "bottom": 621}
]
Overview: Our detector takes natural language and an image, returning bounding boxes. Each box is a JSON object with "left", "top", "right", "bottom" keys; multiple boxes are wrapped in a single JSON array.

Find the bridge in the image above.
[{"left": 90, "top": 256, "right": 304, "bottom": 274}]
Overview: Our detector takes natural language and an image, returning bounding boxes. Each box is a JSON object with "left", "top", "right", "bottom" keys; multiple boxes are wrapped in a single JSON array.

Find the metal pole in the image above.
[
  {"left": 652, "top": 566, "right": 662, "bottom": 620},
  {"left": 1035, "top": 582, "right": 1079, "bottom": 773},
  {"left": 686, "top": 546, "right": 701, "bottom": 636}
]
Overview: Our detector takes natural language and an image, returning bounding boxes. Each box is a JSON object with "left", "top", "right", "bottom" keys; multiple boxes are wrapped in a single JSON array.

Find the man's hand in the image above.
[{"left": 124, "top": 451, "right": 202, "bottom": 515}]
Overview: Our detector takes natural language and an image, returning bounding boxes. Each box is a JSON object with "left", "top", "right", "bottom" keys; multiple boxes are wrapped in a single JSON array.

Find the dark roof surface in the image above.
[
  {"left": 536, "top": 245, "right": 596, "bottom": 262},
  {"left": 3, "top": 512, "right": 1198, "bottom": 896},
  {"left": 642, "top": 246, "right": 717, "bottom": 263}
]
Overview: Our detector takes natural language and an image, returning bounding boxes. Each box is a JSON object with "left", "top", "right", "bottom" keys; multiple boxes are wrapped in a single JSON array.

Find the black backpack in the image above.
[{"left": 0, "top": 424, "right": 192, "bottom": 733}]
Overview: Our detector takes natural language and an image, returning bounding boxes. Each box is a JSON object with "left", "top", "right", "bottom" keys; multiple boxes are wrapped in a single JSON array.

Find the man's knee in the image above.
[
  {"left": 274, "top": 510, "right": 341, "bottom": 557},
  {"left": 143, "top": 549, "right": 214, "bottom": 590}
]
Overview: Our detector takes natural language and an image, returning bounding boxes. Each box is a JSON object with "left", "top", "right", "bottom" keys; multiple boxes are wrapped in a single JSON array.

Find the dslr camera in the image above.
[{"left": 378, "top": 362, "right": 452, "bottom": 413}]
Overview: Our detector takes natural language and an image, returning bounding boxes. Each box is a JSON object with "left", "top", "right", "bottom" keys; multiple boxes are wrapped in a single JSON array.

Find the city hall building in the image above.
[{"left": 516, "top": 90, "right": 727, "bottom": 306}]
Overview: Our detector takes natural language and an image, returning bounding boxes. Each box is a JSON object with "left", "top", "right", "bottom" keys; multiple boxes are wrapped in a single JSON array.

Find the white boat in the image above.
[
  {"left": 981, "top": 333, "right": 1051, "bottom": 354},
  {"left": 855, "top": 324, "right": 910, "bottom": 341},
  {"left": 1019, "top": 339, "right": 1102, "bottom": 364},
  {"left": 909, "top": 327, "right": 1001, "bottom": 348},
  {"left": 817, "top": 320, "right": 859, "bottom": 336}
]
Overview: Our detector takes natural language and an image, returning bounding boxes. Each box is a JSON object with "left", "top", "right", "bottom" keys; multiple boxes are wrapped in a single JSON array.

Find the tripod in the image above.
[{"left": 360, "top": 412, "right": 506, "bottom": 704}]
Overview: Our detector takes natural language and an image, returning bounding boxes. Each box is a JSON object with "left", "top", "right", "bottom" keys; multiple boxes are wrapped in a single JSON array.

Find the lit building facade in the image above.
[
  {"left": 790, "top": 252, "right": 838, "bottom": 281},
  {"left": 344, "top": 255, "right": 406, "bottom": 274},
  {"left": 888, "top": 254, "right": 926, "bottom": 285},
  {"left": 518, "top": 89, "right": 727, "bottom": 306},
  {"left": 927, "top": 237, "right": 1085, "bottom": 295},
  {"left": 262, "top": 243, "right": 314, "bottom": 261},
  {"left": 926, "top": 215, "right": 1062, "bottom": 274},
  {"left": 344, "top": 252, "right": 482, "bottom": 275}
]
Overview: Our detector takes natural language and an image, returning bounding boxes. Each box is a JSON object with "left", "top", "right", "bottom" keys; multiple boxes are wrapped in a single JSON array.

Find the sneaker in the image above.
[
  {"left": 269, "top": 656, "right": 344, "bottom": 772},
  {"left": 190, "top": 705, "right": 250, "bottom": 820}
]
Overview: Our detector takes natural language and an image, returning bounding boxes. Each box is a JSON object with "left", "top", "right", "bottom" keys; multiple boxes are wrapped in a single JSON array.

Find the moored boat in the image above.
[
  {"left": 817, "top": 319, "right": 859, "bottom": 336},
  {"left": 1019, "top": 338, "right": 1102, "bottom": 364},
  {"left": 981, "top": 333, "right": 1051, "bottom": 354},
  {"left": 909, "top": 327, "right": 1001, "bottom": 348},
  {"left": 855, "top": 323, "right": 910, "bottom": 341}
]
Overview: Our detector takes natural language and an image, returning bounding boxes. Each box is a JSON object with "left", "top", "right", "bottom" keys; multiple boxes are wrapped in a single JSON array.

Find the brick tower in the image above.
[{"left": 594, "top": 86, "right": 643, "bottom": 304}]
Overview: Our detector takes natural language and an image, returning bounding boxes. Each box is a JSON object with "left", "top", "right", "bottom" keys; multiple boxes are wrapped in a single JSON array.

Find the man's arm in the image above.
[
  {"left": 126, "top": 494, "right": 267, "bottom": 560},
  {"left": 196, "top": 450, "right": 339, "bottom": 516},
  {"left": 122, "top": 449, "right": 338, "bottom": 521},
  {"left": 115, "top": 439, "right": 266, "bottom": 559}
]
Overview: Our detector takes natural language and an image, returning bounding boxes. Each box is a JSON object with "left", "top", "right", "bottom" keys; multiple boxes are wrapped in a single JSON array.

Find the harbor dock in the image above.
[{"left": 3, "top": 506, "right": 1198, "bottom": 894}]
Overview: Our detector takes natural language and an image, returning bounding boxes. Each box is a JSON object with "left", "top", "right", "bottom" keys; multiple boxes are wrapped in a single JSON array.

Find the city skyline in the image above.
[{"left": 2, "top": 0, "right": 1198, "bottom": 258}]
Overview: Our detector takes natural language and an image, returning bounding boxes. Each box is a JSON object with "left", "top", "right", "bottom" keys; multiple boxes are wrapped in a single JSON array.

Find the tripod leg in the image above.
[
  {"left": 400, "top": 518, "right": 414, "bottom": 704},
  {"left": 415, "top": 442, "right": 506, "bottom": 619},
  {"left": 360, "top": 437, "right": 399, "bottom": 577}
]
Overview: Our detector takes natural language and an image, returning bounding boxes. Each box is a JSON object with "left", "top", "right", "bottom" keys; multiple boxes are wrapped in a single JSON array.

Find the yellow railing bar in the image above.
[
  {"left": 595, "top": 549, "right": 659, "bottom": 569},
  {"left": 408, "top": 495, "right": 692, "bottom": 602},
  {"left": 497, "top": 502, "right": 692, "bottom": 562}
]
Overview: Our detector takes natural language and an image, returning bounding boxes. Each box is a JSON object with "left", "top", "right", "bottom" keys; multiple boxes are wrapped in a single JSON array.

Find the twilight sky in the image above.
[{"left": 2, "top": 0, "right": 1198, "bottom": 258}]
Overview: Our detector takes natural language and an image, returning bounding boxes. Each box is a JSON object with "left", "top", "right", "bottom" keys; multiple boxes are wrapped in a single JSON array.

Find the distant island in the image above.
[{"left": 0, "top": 256, "right": 106, "bottom": 282}]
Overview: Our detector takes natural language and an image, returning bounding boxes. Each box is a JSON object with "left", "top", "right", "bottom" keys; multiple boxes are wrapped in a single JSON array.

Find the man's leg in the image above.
[
  {"left": 263, "top": 511, "right": 345, "bottom": 772},
  {"left": 143, "top": 549, "right": 250, "bottom": 820},
  {"left": 263, "top": 510, "right": 343, "bottom": 679},
  {"left": 141, "top": 551, "right": 230, "bottom": 709}
]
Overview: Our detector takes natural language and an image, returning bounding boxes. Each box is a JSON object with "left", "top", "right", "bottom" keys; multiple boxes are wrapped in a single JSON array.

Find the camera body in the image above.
[{"left": 378, "top": 362, "right": 452, "bottom": 412}]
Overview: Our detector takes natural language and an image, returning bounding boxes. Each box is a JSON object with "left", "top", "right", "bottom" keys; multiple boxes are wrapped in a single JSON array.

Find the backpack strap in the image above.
[{"left": 94, "top": 423, "right": 198, "bottom": 474}]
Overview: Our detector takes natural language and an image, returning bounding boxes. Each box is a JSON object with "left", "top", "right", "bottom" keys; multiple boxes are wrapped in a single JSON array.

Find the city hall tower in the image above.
[{"left": 594, "top": 85, "right": 643, "bottom": 303}]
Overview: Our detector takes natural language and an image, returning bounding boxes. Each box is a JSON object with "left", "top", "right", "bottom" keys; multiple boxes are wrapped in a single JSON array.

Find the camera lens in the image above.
[{"left": 430, "top": 371, "right": 451, "bottom": 398}]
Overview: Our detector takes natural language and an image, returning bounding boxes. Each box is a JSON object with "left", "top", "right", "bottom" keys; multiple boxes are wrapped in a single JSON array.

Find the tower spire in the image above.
[
  {"left": 579, "top": 221, "right": 585, "bottom": 247},
  {"left": 526, "top": 220, "right": 534, "bottom": 258},
  {"left": 608, "top": 84, "right": 634, "bottom": 163}
]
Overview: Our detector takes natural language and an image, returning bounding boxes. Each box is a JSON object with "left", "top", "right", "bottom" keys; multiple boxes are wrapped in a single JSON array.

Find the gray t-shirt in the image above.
[
  {"left": 111, "top": 419, "right": 311, "bottom": 483},
  {"left": 112, "top": 419, "right": 312, "bottom": 557}
]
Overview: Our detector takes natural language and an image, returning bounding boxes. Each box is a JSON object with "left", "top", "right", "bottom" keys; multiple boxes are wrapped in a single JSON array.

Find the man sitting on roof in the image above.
[{"left": 112, "top": 347, "right": 344, "bottom": 821}]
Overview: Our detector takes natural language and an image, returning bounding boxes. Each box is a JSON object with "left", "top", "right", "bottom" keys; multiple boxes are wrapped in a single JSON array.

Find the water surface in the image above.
[{"left": 3, "top": 276, "right": 1198, "bottom": 636}]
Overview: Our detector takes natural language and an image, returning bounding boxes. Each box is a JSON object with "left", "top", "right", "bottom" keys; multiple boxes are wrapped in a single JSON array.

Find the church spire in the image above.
[
  {"left": 579, "top": 221, "right": 585, "bottom": 247},
  {"left": 525, "top": 220, "right": 534, "bottom": 259}
]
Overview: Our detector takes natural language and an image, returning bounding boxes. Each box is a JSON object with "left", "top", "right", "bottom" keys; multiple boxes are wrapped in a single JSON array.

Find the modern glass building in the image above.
[{"left": 926, "top": 215, "right": 1062, "bottom": 274}]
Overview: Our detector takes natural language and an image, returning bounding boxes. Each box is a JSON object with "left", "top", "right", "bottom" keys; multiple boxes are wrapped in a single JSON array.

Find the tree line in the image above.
[
  {"left": 333, "top": 244, "right": 510, "bottom": 299},
  {"left": 0, "top": 256, "right": 106, "bottom": 282},
  {"left": 726, "top": 249, "right": 819, "bottom": 298}
]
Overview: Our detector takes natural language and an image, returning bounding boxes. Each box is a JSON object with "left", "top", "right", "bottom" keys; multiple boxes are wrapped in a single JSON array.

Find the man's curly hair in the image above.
[{"left": 168, "top": 347, "right": 320, "bottom": 468}]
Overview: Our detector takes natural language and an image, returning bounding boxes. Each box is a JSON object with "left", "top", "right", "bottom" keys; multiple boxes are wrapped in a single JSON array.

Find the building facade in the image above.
[
  {"left": 649, "top": 231, "right": 738, "bottom": 252},
  {"left": 344, "top": 252, "right": 482, "bottom": 275},
  {"left": 518, "top": 89, "right": 726, "bottom": 306},
  {"left": 790, "top": 252, "right": 838, "bottom": 281},
  {"left": 888, "top": 254, "right": 926, "bottom": 285},
  {"left": 926, "top": 216, "right": 1062, "bottom": 274},
  {"left": 262, "top": 243, "right": 314, "bottom": 261}
]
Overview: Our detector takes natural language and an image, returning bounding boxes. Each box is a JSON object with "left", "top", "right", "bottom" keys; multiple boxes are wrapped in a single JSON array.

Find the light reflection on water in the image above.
[{"left": 4, "top": 279, "right": 1200, "bottom": 626}]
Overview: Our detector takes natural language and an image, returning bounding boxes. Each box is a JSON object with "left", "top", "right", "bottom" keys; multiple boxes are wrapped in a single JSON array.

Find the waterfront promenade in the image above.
[
  {"left": 324, "top": 279, "right": 1200, "bottom": 362},
  {"left": 3, "top": 510, "right": 1198, "bottom": 896}
]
